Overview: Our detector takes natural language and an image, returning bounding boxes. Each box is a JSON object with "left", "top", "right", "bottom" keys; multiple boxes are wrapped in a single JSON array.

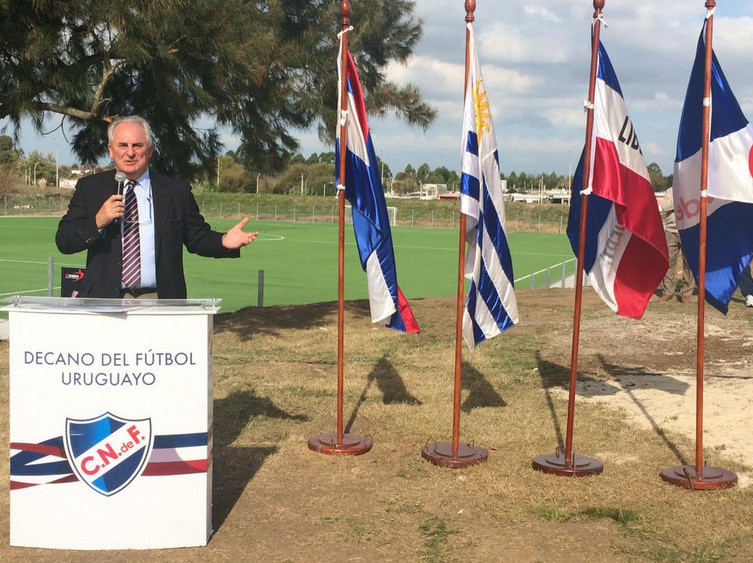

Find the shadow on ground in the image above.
[
  {"left": 532, "top": 352, "right": 689, "bottom": 465},
  {"left": 597, "top": 355, "right": 688, "bottom": 465},
  {"left": 214, "top": 300, "right": 372, "bottom": 341},
  {"left": 344, "top": 355, "right": 422, "bottom": 433},
  {"left": 212, "top": 389, "right": 308, "bottom": 529},
  {"left": 461, "top": 361, "right": 506, "bottom": 412}
]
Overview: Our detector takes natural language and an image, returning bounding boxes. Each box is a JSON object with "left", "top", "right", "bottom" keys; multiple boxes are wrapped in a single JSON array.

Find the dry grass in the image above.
[{"left": 2, "top": 290, "right": 753, "bottom": 562}]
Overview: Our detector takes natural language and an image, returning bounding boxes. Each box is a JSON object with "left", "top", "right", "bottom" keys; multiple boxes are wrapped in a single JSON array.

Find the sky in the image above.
[{"left": 11, "top": 0, "right": 753, "bottom": 177}]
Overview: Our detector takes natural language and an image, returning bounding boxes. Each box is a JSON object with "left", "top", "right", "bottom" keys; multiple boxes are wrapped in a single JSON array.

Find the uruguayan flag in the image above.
[
  {"left": 460, "top": 23, "right": 518, "bottom": 349},
  {"left": 674, "top": 21, "right": 753, "bottom": 313}
]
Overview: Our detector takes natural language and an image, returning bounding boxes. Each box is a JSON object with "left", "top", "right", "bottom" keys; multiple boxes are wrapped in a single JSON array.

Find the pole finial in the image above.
[
  {"left": 465, "top": 0, "right": 476, "bottom": 23},
  {"left": 705, "top": 0, "right": 716, "bottom": 9},
  {"left": 340, "top": 0, "right": 351, "bottom": 25},
  {"left": 593, "top": 0, "right": 605, "bottom": 16}
]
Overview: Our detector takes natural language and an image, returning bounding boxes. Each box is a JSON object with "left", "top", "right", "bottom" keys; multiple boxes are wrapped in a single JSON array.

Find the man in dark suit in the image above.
[{"left": 56, "top": 115, "right": 257, "bottom": 299}]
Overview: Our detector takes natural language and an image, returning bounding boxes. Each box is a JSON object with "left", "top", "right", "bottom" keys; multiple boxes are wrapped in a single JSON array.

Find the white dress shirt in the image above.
[{"left": 122, "top": 170, "right": 157, "bottom": 288}]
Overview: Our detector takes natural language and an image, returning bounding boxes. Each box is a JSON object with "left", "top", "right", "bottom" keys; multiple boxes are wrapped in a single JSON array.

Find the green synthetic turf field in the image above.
[{"left": 0, "top": 217, "right": 573, "bottom": 312}]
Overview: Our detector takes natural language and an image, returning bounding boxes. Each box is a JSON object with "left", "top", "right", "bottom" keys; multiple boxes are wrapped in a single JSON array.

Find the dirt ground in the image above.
[
  {"left": 537, "top": 291, "right": 753, "bottom": 485},
  {"left": 2, "top": 288, "right": 753, "bottom": 561}
]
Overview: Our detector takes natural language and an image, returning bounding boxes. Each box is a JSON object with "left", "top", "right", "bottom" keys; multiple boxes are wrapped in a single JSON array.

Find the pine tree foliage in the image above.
[{"left": 0, "top": 0, "right": 436, "bottom": 177}]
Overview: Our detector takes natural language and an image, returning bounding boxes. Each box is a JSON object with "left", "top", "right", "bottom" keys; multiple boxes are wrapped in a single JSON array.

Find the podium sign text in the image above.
[{"left": 5, "top": 298, "right": 218, "bottom": 550}]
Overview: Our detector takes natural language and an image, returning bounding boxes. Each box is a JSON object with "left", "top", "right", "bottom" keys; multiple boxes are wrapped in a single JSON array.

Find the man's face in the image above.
[{"left": 108, "top": 122, "right": 154, "bottom": 180}]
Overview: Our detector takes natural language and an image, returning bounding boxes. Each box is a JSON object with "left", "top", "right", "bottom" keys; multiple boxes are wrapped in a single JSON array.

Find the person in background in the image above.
[
  {"left": 658, "top": 187, "right": 696, "bottom": 303},
  {"left": 740, "top": 260, "right": 753, "bottom": 307}
]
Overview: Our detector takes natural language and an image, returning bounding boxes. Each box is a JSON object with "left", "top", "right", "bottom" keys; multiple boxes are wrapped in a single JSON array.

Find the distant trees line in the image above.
[
  {"left": 208, "top": 150, "right": 675, "bottom": 196},
  {"left": 0, "top": 136, "right": 675, "bottom": 198}
]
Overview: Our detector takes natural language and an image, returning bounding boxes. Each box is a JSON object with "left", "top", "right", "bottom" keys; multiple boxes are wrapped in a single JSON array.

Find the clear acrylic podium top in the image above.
[{"left": 1, "top": 296, "right": 222, "bottom": 315}]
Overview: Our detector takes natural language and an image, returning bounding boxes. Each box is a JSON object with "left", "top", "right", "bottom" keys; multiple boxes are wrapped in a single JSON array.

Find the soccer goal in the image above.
[{"left": 345, "top": 205, "right": 397, "bottom": 227}]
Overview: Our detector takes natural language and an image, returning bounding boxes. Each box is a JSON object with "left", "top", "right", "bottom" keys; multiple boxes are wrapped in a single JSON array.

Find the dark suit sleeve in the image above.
[
  {"left": 182, "top": 185, "right": 239, "bottom": 259},
  {"left": 55, "top": 179, "right": 105, "bottom": 255}
]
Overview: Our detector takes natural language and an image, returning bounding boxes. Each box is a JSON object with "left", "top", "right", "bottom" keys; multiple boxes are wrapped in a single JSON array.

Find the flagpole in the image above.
[
  {"left": 421, "top": 0, "right": 488, "bottom": 469},
  {"left": 308, "top": 0, "right": 372, "bottom": 457},
  {"left": 660, "top": 0, "right": 736, "bottom": 490},
  {"left": 532, "top": 0, "right": 605, "bottom": 477}
]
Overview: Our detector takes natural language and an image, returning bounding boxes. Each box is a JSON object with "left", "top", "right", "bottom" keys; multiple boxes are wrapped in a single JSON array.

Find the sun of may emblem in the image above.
[{"left": 473, "top": 79, "right": 491, "bottom": 138}]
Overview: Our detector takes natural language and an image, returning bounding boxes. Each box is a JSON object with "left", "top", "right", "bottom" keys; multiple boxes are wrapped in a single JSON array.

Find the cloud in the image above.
[
  {"left": 478, "top": 22, "right": 572, "bottom": 65},
  {"left": 16, "top": 0, "right": 753, "bottom": 177},
  {"left": 523, "top": 6, "right": 560, "bottom": 23},
  {"left": 365, "top": 0, "right": 753, "bottom": 174}
]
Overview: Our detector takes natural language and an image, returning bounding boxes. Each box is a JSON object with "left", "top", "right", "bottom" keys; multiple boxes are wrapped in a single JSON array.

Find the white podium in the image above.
[{"left": 3, "top": 296, "right": 220, "bottom": 550}]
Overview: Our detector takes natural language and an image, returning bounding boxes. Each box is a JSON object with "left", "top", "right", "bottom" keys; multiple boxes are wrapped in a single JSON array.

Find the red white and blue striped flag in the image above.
[
  {"left": 674, "top": 20, "right": 753, "bottom": 313},
  {"left": 335, "top": 36, "right": 419, "bottom": 333},
  {"left": 567, "top": 41, "right": 668, "bottom": 319},
  {"left": 460, "top": 23, "right": 518, "bottom": 349}
]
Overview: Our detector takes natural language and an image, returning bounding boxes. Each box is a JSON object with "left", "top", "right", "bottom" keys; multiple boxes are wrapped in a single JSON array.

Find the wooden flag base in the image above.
[
  {"left": 421, "top": 442, "right": 488, "bottom": 469},
  {"left": 532, "top": 453, "right": 603, "bottom": 477},
  {"left": 660, "top": 465, "right": 737, "bottom": 490},
  {"left": 308, "top": 433, "right": 372, "bottom": 456}
]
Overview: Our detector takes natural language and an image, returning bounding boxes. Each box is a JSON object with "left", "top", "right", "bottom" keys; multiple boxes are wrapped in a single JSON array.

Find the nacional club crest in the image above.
[{"left": 64, "top": 412, "right": 153, "bottom": 496}]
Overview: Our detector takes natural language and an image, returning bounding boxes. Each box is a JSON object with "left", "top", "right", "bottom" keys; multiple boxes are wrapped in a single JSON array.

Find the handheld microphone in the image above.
[
  {"left": 114, "top": 171, "right": 127, "bottom": 225},
  {"left": 115, "top": 171, "right": 127, "bottom": 195}
]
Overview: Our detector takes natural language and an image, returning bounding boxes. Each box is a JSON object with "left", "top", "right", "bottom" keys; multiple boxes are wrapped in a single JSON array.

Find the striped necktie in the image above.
[{"left": 121, "top": 181, "right": 141, "bottom": 288}]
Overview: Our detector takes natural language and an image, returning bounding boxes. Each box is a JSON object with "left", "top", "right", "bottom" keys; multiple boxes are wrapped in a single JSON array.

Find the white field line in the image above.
[{"left": 0, "top": 287, "right": 60, "bottom": 297}]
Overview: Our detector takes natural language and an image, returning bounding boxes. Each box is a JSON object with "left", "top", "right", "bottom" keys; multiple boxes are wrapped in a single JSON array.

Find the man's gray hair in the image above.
[{"left": 107, "top": 116, "right": 155, "bottom": 147}]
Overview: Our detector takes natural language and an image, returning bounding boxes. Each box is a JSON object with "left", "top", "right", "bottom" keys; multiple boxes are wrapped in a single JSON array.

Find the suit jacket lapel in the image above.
[{"left": 104, "top": 170, "right": 121, "bottom": 243}]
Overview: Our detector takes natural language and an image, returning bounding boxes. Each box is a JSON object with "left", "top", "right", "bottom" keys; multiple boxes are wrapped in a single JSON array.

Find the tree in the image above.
[
  {"left": 217, "top": 153, "right": 252, "bottom": 193},
  {"left": 416, "top": 163, "right": 431, "bottom": 182},
  {"left": 392, "top": 164, "right": 418, "bottom": 195},
  {"left": 0, "top": 1, "right": 435, "bottom": 179},
  {"left": 425, "top": 166, "right": 451, "bottom": 184},
  {"left": 0, "top": 135, "right": 19, "bottom": 165},
  {"left": 446, "top": 170, "right": 460, "bottom": 191},
  {"left": 274, "top": 163, "right": 318, "bottom": 195},
  {"left": 376, "top": 156, "right": 391, "bottom": 183},
  {"left": 23, "top": 150, "right": 56, "bottom": 186}
]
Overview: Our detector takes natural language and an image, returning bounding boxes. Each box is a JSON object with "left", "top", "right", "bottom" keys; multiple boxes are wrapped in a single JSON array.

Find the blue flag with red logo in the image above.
[
  {"left": 673, "top": 21, "right": 753, "bottom": 313},
  {"left": 335, "top": 37, "right": 419, "bottom": 333}
]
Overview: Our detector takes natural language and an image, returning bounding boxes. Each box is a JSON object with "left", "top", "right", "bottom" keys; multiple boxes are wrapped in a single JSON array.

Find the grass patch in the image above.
[
  {"left": 619, "top": 534, "right": 745, "bottom": 562},
  {"left": 0, "top": 217, "right": 572, "bottom": 312},
  {"left": 419, "top": 516, "right": 457, "bottom": 562}
]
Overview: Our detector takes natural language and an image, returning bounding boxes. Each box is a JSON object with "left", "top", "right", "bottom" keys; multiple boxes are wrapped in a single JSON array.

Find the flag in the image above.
[
  {"left": 335, "top": 37, "right": 419, "bottom": 333},
  {"left": 673, "top": 21, "right": 753, "bottom": 314},
  {"left": 567, "top": 41, "right": 668, "bottom": 319},
  {"left": 460, "top": 23, "right": 518, "bottom": 349}
]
